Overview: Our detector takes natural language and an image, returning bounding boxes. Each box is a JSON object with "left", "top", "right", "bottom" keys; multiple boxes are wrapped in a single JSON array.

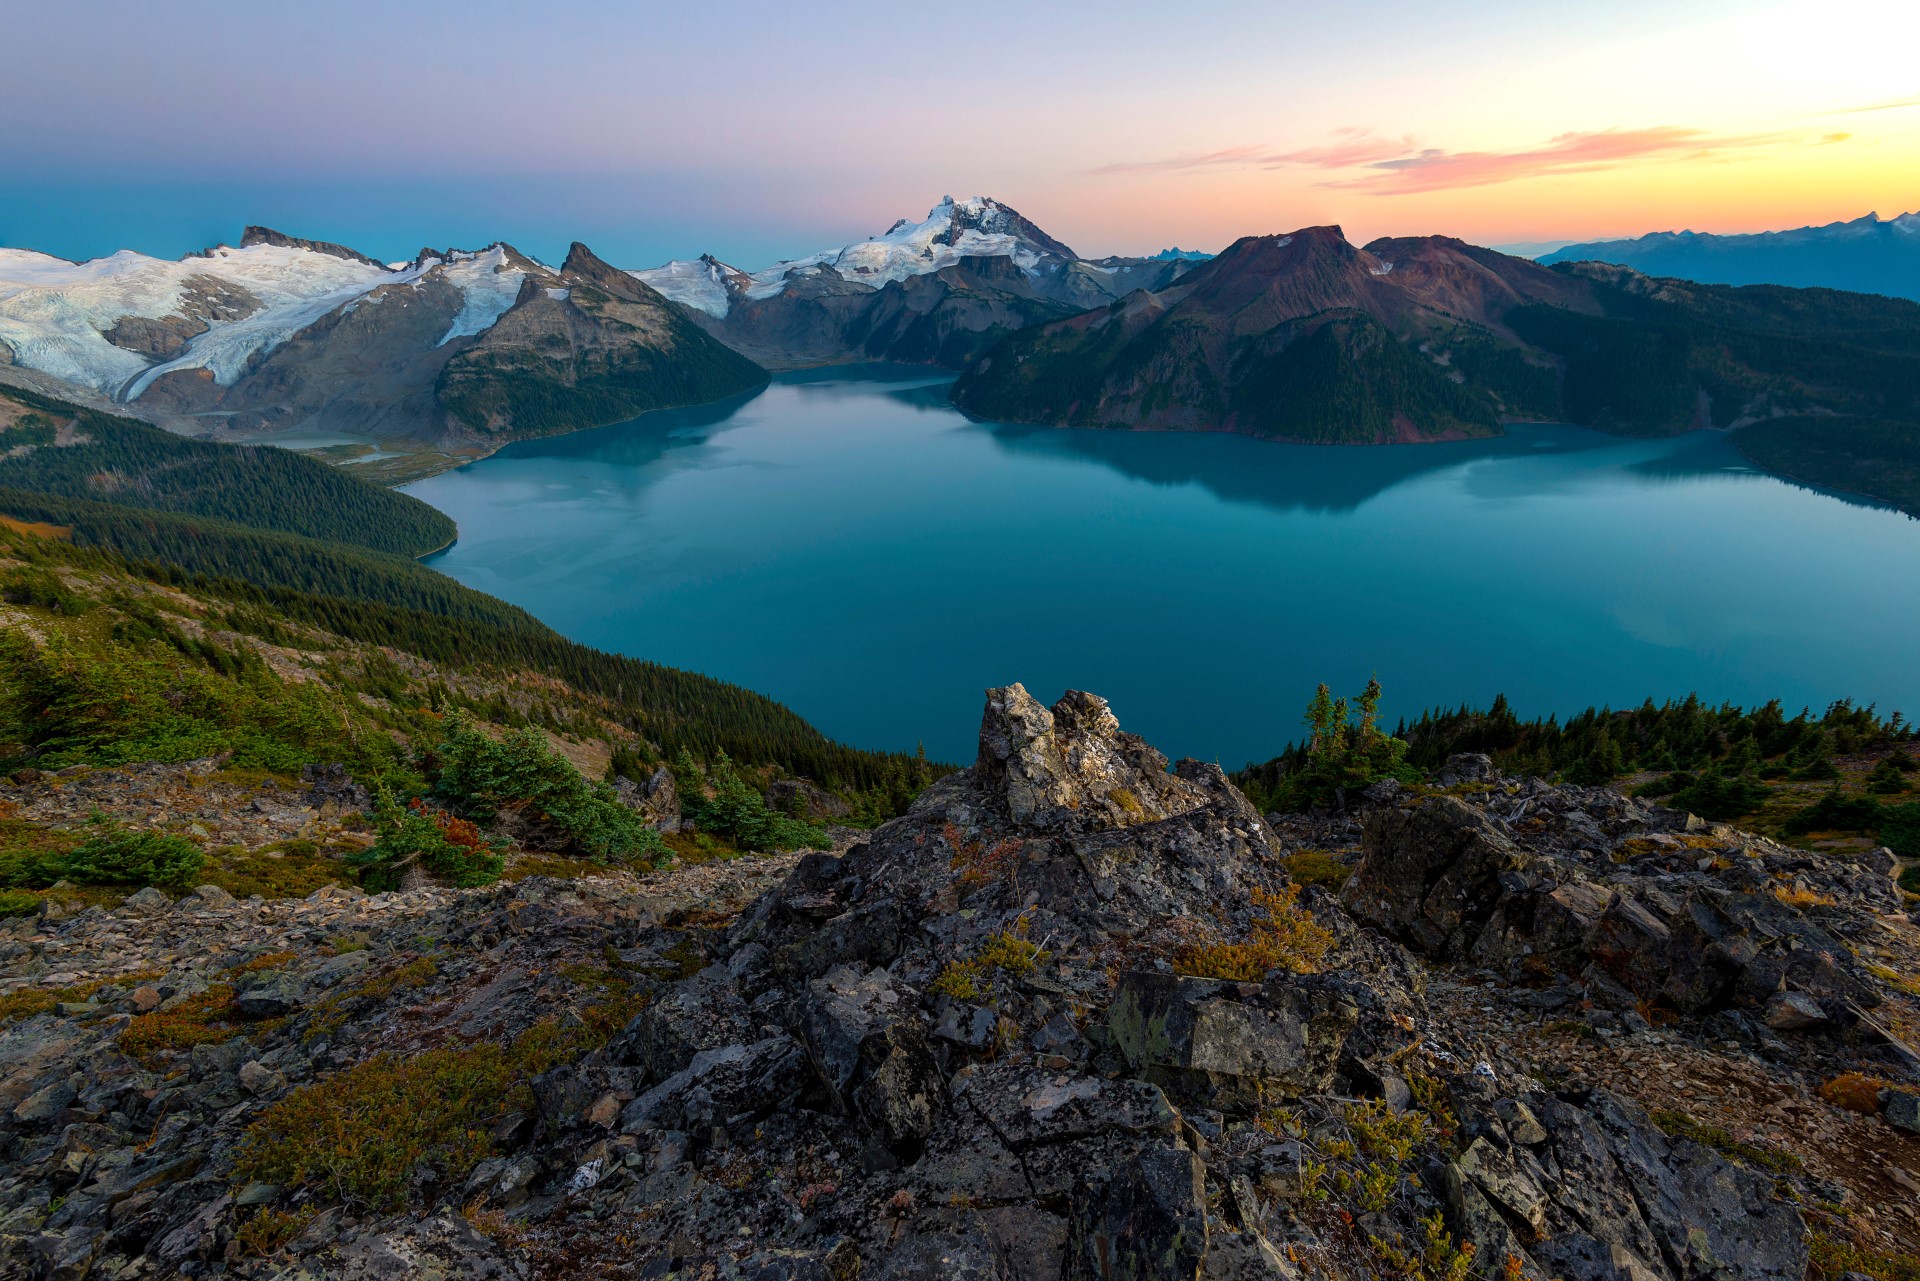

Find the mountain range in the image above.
[
  {"left": 632, "top": 196, "right": 1201, "bottom": 369},
  {"left": 952, "top": 225, "right": 1920, "bottom": 449},
  {"left": 2, "top": 198, "right": 1918, "bottom": 514},
  {"left": 1542, "top": 211, "right": 1920, "bottom": 302},
  {"left": 0, "top": 229, "right": 764, "bottom": 446}
]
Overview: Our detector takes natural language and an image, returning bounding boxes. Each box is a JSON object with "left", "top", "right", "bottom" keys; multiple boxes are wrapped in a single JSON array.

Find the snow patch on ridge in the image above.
[
  {"left": 435, "top": 245, "right": 525, "bottom": 346},
  {"left": 633, "top": 197, "right": 1060, "bottom": 313},
  {"left": 632, "top": 258, "right": 733, "bottom": 318},
  {"left": 124, "top": 245, "right": 418, "bottom": 398}
]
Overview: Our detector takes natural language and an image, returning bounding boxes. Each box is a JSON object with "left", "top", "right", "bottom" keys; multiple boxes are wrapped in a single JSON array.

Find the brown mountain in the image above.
[
  {"left": 950, "top": 226, "right": 1579, "bottom": 442},
  {"left": 951, "top": 224, "right": 1920, "bottom": 448},
  {"left": 139, "top": 240, "right": 768, "bottom": 443}
]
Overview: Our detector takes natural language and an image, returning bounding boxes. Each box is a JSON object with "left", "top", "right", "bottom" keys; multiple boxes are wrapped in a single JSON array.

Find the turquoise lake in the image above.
[{"left": 405, "top": 366, "right": 1920, "bottom": 767}]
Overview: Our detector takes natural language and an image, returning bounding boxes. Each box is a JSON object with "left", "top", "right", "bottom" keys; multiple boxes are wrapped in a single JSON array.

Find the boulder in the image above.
[
  {"left": 1885, "top": 1089, "right": 1920, "bottom": 1135},
  {"left": 618, "top": 1035, "right": 809, "bottom": 1134},
  {"left": 800, "top": 965, "right": 943, "bottom": 1151},
  {"left": 232, "top": 975, "right": 301, "bottom": 1019},
  {"left": 1444, "top": 1085, "right": 1807, "bottom": 1281},
  {"left": 1436, "top": 753, "right": 1497, "bottom": 786},
  {"left": 617, "top": 966, "right": 756, "bottom": 1080},
  {"left": 1105, "top": 971, "right": 1357, "bottom": 1106},
  {"left": 1762, "top": 990, "right": 1827, "bottom": 1031},
  {"left": 301, "top": 762, "right": 372, "bottom": 814},
  {"left": 1064, "top": 1145, "right": 1209, "bottom": 1281},
  {"left": 767, "top": 777, "right": 852, "bottom": 822},
  {"left": 614, "top": 766, "right": 681, "bottom": 831},
  {"left": 976, "top": 685, "right": 1208, "bottom": 833},
  {"left": 1344, "top": 795, "right": 1529, "bottom": 960}
]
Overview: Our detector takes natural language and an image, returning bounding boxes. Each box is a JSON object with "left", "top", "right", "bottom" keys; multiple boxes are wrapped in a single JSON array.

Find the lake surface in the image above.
[{"left": 406, "top": 366, "right": 1920, "bottom": 767}]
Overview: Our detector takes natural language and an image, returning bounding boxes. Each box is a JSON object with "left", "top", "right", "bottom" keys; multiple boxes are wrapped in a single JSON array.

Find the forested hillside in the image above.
[
  {"left": 0, "top": 387, "right": 936, "bottom": 796},
  {"left": 951, "top": 228, "right": 1920, "bottom": 508},
  {"left": 1734, "top": 416, "right": 1920, "bottom": 514},
  {"left": 0, "top": 386, "right": 455, "bottom": 556},
  {"left": 1509, "top": 266, "right": 1920, "bottom": 436},
  {"left": 1233, "top": 682, "right": 1919, "bottom": 865}
]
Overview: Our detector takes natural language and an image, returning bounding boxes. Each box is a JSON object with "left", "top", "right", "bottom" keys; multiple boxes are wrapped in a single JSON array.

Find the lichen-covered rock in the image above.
[
  {"left": 1444, "top": 1084, "right": 1808, "bottom": 1281},
  {"left": 619, "top": 1035, "right": 810, "bottom": 1134},
  {"left": 613, "top": 765, "right": 681, "bottom": 831},
  {"left": 1065, "top": 1145, "right": 1209, "bottom": 1281},
  {"left": 1344, "top": 794, "right": 1530, "bottom": 959},
  {"left": 975, "top": 684, "right": 1209, "bottom": 833},
  {"left": 1106, "top": 971, "right": 1357, "bottom": 1106}
]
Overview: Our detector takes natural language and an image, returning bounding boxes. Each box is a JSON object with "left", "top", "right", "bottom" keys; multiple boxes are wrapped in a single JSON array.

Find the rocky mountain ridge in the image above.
[
  {"left": 1542, "top": 211, "right": 1920, "bottom": 302},
  {"left": 1, "top": 685, "right": 1915, "bottom": 1279},
  {"left": 951, "top": 223, "right": 1920, "bottom": 450},
  {"left": 634, "top": 197, "right": 1202, "bottom": 370},
  {"left": 0, "top": 229, "right": 766, "bottom": 450}
]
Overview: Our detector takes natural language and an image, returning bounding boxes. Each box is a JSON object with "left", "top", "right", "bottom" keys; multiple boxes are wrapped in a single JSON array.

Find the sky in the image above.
[{"left": 3, "top": 0, "right": 1918, "bottom": 269}]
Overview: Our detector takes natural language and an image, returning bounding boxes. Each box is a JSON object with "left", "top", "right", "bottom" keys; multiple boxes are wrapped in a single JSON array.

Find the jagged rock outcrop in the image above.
[
  {"left": 2, "top": 695, "right": 1910, "bottom": 1278},
  {"left": 613, "top": 766, "right": 681, "bottom": 831},
  {"left": 1344, "top": 767, "right": 1894, "bottom": 1028}
]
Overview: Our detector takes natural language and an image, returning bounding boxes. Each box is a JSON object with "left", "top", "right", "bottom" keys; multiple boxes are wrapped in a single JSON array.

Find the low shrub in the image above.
[
  {"left": 1648, "top": 1108, "right": 1802, "bottom": 1174},
  {"left": 201, "top": 841, "right": 347, "bottom": 900},
  {"left": 0, "top": 979, "right": 102, "bottom": 1023},
  {"left": 1772, "top": 884, "right": 1836, "bottom": 909},
  {"left": 1282, "top": 849, "right": 1352, "bottom": 892},
  {"left": 348, "top": 794, "right": 505, "bottom": 891},
  {"left": 62, "top": 826, "right": 204, "bottom": 889},
  {"left": 0, "top": 817, "right": 201, "bottom": 890},
  {"left": 1174, "top": 885, "right": 1333, "bottom": 981},
  {"left": 432, "top": 715, "right": 664, "bottom": 863},
  {"left": 677, "top": 749, "right": 825, "bottom": 853},
  {"left": 1817, "top": 1072, "right": 1887, "bottom": 1114},
  {"left": 234, "top": 1206, "right": 316, "bottom": 1258},
  {"left": 1345, "top": 1098, "right": 1430, "bottom": 1162},
  {"left": 234, "top": 995, "right": 641, "bottom": 1212},
  {"left": 1808, "top": 1232, "right": 1920, "bottom": 1281},
  {"left": 930, "top": 920, "right": 1050, "bottom": 1001},
  {"left": 119, "top": 985, "right": 276, "bottom": 1062}
]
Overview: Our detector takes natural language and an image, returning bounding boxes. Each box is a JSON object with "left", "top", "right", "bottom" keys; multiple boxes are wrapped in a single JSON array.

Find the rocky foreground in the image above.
[{"left": 3, "top": 686, "right": 1918, "bottom": 1280}]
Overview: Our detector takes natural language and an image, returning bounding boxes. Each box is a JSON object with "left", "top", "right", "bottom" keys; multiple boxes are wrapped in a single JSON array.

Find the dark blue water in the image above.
[{"left": 406, "top": 366, "right": 1920, "bottom": 766}]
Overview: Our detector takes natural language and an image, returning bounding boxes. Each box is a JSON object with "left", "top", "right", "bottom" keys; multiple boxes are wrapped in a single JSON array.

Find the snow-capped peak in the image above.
[
  {"left": 0, "top": 231, "right": 555, "bottom": 402},
  {"left": 629, "top": 256, "right": 742, "bottom": 319},
  {"left": 631, "top": 196, "right": 1078, "bottom": 318}
]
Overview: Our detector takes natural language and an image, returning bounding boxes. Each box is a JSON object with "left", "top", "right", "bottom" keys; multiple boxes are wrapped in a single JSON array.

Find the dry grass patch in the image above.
[
  {"left": 235, "top": 991, "right": 644, "bottom": 1212},
  {"left": 1173, "top": 885, "right": 1333, "bottom": 981},
  {"left": 1817, "top": 1072, "right": 1888, "bottom": 1115},
  {"left": 119, "top": 984, "right": 280, "bottom": 1063}
]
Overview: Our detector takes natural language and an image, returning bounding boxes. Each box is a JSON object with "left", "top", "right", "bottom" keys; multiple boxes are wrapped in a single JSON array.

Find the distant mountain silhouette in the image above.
[{"left": 1541, "top": 212, "right": 1920, "bottom": 301}]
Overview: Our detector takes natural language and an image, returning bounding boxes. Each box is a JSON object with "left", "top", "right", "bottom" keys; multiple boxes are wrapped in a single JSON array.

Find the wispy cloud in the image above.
[
  {"left": 1823, "top": 92, "right": 1920, "bottom": 115},
  {"left": 1095, "top": 124, "right": 1823, "bottom": 194},
  {"left": 1089, "top": 129, "right": 1414, "bottom": 175},
  {"left": 1329, "top": 127, "right": 1787, "bottom": 194}
]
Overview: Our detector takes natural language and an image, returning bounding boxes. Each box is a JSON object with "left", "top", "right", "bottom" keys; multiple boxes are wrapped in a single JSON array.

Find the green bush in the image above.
[
  {"left": 1784, "top": 788, "right": 1886, "bottom": 836},
  {"left": 1881, "top": 803, "right": 1920, "bottom": 859},
  {"left": 0, "top": 819, "right": 202, "bottom": 890},
  {"left": 676, "top": 749, "right": 826, "bottom": 852},
  {"left": 1868, "top": 757, "right": 1913, "bottom": 794},
  {"left": 348, "top": 793, "right": 504, "bottom": 891},
  {"left": 430, "top": 715, "right": 664, "bottom": 864},
  {"left": 0, "top": 625, "right": 401, "bottom": 776},
  {"left": 0, "top": 566, "right": 90, "bottom": 614},
  {"left": 63, "top": 827, "right": 205, "bottom": 888},
  {"left": 1666, "top": 766, "right": 1771, "bottom": 821},
  {"left": 1258, "top": 678, "right": 1422, "bottom": 813}
]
